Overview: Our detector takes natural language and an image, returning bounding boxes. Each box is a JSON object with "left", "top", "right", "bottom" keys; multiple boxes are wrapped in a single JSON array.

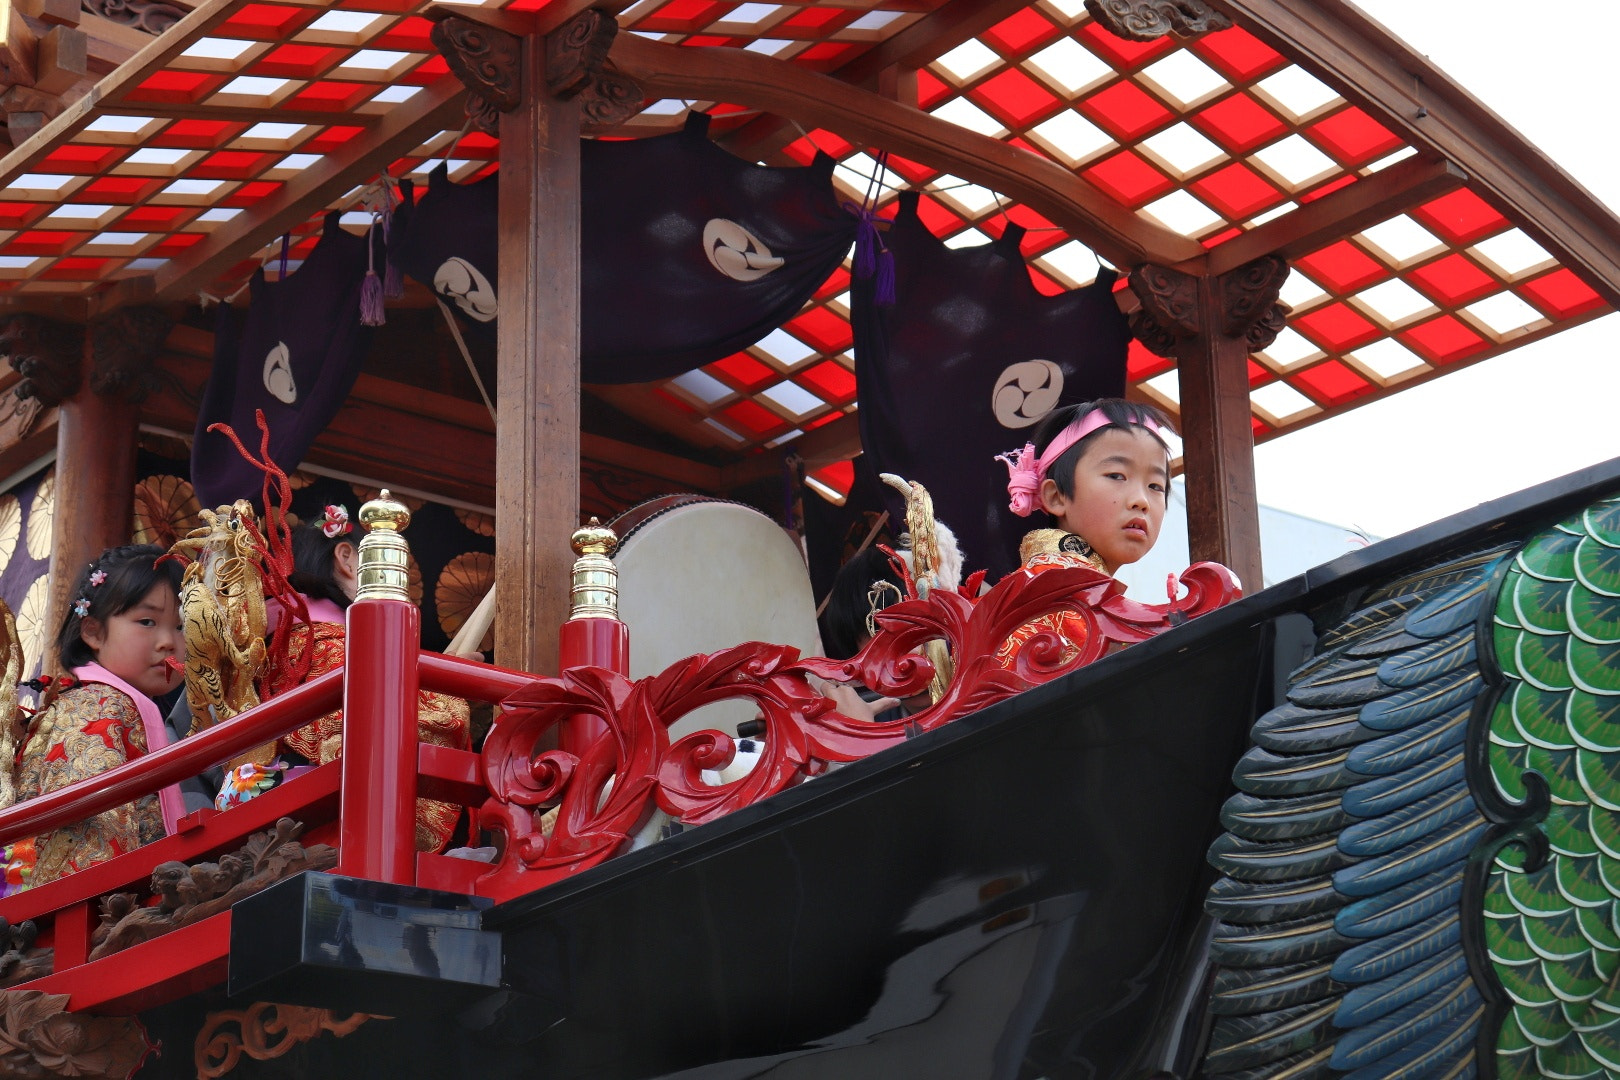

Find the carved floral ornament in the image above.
[
  {"left": 476, "top": 561, "right": 1239, "bottom": 890},
  {"left": 195, "top": 1003, "right": 385, "bottom": 1079},
  {"left": 430, "top": 7, "right": 644, "bottom": 134},
  {"left": 1127, "top": 255, "right": 1292, "bottom": 358},
  {"left": 1082, "top": 0, "right": 1233, "bottom": 42}
]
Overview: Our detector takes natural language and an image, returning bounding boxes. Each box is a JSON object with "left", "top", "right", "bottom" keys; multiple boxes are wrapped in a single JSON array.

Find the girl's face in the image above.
[
  {"left": 1038, "top": 426, "right": 1169, "bottom": 571},
  {"left": 81, "top": 583, "right": 184, "bottom": 698}
]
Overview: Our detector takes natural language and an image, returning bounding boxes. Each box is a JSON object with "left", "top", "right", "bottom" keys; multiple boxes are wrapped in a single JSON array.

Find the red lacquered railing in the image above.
[{"left": 0, "top": 555, "right": 1241, "bottom": 1012}]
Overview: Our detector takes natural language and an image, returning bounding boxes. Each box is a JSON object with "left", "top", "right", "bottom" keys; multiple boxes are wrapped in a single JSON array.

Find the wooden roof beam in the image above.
[
  {"left": 1216, "top": 0, "right": 1620, "bottom": 308},
  {"left": 110, "top": 75, "right": 466, "bottom": 309},
  {"left": 607, "top": 34, "right": 1203, "bottom": 268},
  {"left": 1204, "top": 152, "right": 1466, "bottom": 276},
  {"left": 718, "top": 0, "right": 1034, "bottom": 160}
]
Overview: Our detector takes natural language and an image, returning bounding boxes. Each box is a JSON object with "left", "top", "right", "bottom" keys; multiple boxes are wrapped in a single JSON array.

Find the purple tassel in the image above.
[
  {"left": 383, "top": 258, "right": 404, "bottom": 300},
  {"left": 381, "top": 198, "right": 405, "bottom": 299},
  {"left": 360, "top": 270, "right": 385, "bottom": 326},
  {"left": 874, "top": 247, "right": 896, "bottom": 307},
  {"left": 853, "top": 211, "right": 878, "bottom": 280}
]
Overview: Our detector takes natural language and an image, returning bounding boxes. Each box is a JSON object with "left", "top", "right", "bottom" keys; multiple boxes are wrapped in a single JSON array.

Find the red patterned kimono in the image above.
[
  {"left": 5, "top": 683, "right": 165, "bottom": 891},
  {"left": 276, "top": 620, "right": 471, "bottom": 852},
  {"left": 995, "top": 529, "right": 1109, "bottom": 671}
]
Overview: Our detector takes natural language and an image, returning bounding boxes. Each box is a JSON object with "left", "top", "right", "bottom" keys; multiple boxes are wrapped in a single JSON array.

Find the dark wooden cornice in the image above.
[
  {"left": 1213, "top": 0, "right": 1620, "bottom": 307},
  {"left": 607, "top": 33, "right": 1203, "bottom": 268},
  {"left": 1129, "top": 255, "right": 1290, "bottom": 356}
]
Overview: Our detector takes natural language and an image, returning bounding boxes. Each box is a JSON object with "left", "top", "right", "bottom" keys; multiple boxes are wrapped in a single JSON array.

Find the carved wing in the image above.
[
  {"left": 1202, "top": 543, "right": 1509, "bottom": 1079},
  {"left": 1482, "top": 496, "right": 1620, "bottom": 1075},
  {"left": 172, "top": 502, "right": 268, "bottom": 733}
]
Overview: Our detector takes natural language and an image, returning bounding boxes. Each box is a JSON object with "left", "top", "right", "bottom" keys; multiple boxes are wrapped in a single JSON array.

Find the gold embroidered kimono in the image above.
[
  {"left": 995, "top": 529, "right": 1111, "bottom": 671},
  {"left": 11, "top": 683, "right": 165, "bottom": 888}
]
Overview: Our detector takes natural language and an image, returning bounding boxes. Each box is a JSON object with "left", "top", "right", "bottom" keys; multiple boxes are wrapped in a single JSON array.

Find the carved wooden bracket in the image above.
[
  {"left": 1128, "top": 255, "right": 1291, "bottom": 358},
  {"left": 0, "top": 314, "right": 83, "bottom": 407},
  {"left": 88, "top": 305, "right": 171, "bottom": 404},
  {"left": 82, "top": 0, "right": 187, "bottom": 34},
  {"left": 545, "top": 8, "right": 643, "bottom": 128},
  {"left": 0, "top": 989, "right": 152, "bottom": 1078},
  {"left": 432, "top": 16, "right": 522, "bottom": 114},
  {"left": 196, "top": 1003, "right": 386, "bottom": 1079},
  {"left": 433, "top": 8, "right": 643, "bottom": 135},
  {"left": 1083, "top": 0, "right": 1232, "bottom": 41},
  {"left": 545, "top": 8, "right": 615, "bottom": 98}
]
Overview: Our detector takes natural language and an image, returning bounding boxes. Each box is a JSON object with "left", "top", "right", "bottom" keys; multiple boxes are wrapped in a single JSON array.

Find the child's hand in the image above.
[{"left": 818, "top": 681, "right": 900, "bottom": 723}]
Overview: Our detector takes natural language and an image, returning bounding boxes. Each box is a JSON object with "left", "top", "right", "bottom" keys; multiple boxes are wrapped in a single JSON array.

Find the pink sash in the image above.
[{"left": 72, "top": 663, "right": 186, "bottom": 835}]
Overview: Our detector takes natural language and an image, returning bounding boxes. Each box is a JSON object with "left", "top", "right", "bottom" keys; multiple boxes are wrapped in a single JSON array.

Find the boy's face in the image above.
[{"left": 1038, "top": 427, "right": 1169, "bottom": 570}]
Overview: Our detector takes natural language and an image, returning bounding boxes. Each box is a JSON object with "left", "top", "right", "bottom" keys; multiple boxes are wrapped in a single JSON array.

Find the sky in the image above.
[{"left": 1248, "top": 0, "right": 1620, "bottom": 540}]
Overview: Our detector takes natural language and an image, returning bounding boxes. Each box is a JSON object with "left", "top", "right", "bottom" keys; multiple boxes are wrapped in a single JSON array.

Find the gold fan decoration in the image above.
[
  {"left": 403, "top": 552, "right": 424, "bottom": 607},
  {"left": 0, "top": 495, "right": 21, "bottom": 579},
  {"left": 24, "top": 471, "right": 52, "bottom": 561},
  {"left": 288, "top": 470, "right": 316, "bottom": 490},
  {"left": 133, "top": 475, "right": 202, "bottom": 550},
  {"left": 16, "top": 574, "right": 49, "bottom": 678},
  {"left": 436, "top": 552, "right": 494, "bottom": 654},
  {"left": 455, "top": 508, "right": 495, "bottom": 537}
]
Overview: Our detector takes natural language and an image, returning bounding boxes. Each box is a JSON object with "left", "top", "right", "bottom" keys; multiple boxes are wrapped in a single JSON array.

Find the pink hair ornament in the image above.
[{"left": 995, "top": 409, "right": 1167, "bottom": 517}]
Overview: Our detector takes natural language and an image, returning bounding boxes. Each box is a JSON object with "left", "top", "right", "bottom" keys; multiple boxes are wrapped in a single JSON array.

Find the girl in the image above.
[
  {"left": 3, "top": 544, "right": 184, "bottom": 892},
  {"left": 258, "top": 505, "right": 471, "bottom": 853},
  {"left": 996, "top": 398, "right": 1174, "bottom": 666}
]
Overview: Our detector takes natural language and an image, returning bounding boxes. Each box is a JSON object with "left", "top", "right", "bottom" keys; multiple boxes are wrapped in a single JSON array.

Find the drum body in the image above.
[{"left": 611, "top": 496, "right": 822, "bottom": 741}]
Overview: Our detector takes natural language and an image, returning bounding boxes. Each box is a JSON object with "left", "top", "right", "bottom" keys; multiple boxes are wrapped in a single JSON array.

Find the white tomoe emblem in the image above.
[
  {"left": 263, "top": 341, "right": 296, "bottom": 404},
  {"left": 703, "top": 218, "right": 785, "bottom": 282},
  {"left": 991, "top": 360, "right": 1063, "bottom": 429},
  {"left": 434, "top": 257, "right": 498, "bottom": 322}
]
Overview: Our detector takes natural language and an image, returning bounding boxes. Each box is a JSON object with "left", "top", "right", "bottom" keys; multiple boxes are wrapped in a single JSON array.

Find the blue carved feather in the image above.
[{"left": 1202, "top": 548, "right": 1508, "bottom": 1080}]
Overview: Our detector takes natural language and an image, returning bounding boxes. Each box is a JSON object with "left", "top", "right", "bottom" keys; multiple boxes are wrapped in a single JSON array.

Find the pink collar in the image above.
[
  {"left": 73, "top": 662, "right": 185, "bottom": 835},
  {"left": 266, "top": 593, "right": 347, "bottom": 633},
  {"left": 997, "top": 411, "right": 1167, "bottom": 517}
]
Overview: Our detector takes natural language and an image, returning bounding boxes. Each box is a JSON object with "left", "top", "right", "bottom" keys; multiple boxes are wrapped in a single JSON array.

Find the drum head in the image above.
[{"left": 612, "top": 498, "right": 822, "bottom": 739}]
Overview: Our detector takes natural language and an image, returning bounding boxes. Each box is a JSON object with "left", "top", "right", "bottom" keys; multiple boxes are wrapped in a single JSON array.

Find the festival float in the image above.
[{"left": 0, "top": 0, "right": 1603, "bottom": 1076}]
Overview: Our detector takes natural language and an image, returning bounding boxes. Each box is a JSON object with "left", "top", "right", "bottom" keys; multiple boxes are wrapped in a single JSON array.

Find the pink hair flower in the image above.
[
  {"left": 88, "top": 569, "right": 106, "bottom": 587},
  {"left": 320, "top": 504, "right": 352, "bottom": 539}
]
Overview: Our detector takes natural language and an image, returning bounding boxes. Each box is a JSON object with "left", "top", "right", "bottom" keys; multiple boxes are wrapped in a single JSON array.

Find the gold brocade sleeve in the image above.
[{"left": 15, "top": 684, "right": 164, "bottom": 885}]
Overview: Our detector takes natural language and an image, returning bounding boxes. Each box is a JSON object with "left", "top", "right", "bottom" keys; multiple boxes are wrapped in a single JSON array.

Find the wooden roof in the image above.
[{"left": 0, "top": 0, "right": 1611, "bottom": 493}]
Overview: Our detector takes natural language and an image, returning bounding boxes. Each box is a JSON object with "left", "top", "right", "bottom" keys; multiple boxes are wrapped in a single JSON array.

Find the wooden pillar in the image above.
[
  {"left": 1128, "top": 257, "right": 1287, "bottom": 594},
  {"left": 42, "top": 308, "right": 169, "bottom": 647},
  {"left": 1176, "top": 275, "right": 1262, "bottom": 592},
  {"left": 494, "top": 34, "right": 581, "bottom": 675}
]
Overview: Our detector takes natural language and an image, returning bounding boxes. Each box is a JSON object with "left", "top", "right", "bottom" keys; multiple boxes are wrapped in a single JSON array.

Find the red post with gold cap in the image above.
[
  {"left": 339, "top": 490, "right": 419, "bottom": 884},
  {"left": 558, "top": 517, "right": 628, "bottom": 754}
]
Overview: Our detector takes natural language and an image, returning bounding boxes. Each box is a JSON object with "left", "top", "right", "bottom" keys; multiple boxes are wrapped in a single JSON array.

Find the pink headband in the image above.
[{"left": 996, "top": 411, "right": 1167, "bottom": 517}]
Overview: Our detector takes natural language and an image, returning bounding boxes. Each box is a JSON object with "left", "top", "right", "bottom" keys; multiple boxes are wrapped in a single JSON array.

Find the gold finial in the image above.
[
  {"left": 572, "top": 517, "right": 618, "bottom": 558},
  {"left": 569, "top": 517, "right": 620, "bottom": 620},
  {"left": 355, "top": 489, "right": 413, "bottom": 603},
  {"left": 359, "top": 489, "right": 411, "bottom": 534}
]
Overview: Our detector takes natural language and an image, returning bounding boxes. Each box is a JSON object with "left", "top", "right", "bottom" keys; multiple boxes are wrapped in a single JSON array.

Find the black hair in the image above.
[
  {"left": 818, "top": 545, "right": 907, "bottom": 661},
  {"left": 1030, "top": 397, "right": 1176, "bottom": 504},
  {"left": 288, "top": 521, "right": 356, "bottom": 610},
  {"left": 57, "top": 543, "right": 183, "bottom": 670}
]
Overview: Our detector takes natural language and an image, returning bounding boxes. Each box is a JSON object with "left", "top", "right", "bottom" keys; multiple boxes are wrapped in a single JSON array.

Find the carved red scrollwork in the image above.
[{"left": 476, "top": 562, "right": 1240, "bottom": 893}]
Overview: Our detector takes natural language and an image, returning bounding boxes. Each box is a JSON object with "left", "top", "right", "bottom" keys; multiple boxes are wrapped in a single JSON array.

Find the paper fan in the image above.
[
  {"left": 24, "top": 471, "right": 52, "bottom": 561},
  {"left": 0, "top": 495, "right": 21, "bottom": 578},
  {"left": 16, "top": 573, "right": 49, "bottom": 677},
  {"left": 436, "top": 551, "right": 494, "bottom": 653},
  {"left": 133, "top": 475, "right": 202, "bottom": 549},
  {"left": 455, "top": 508, "right": 495, "bottom": 537}
]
